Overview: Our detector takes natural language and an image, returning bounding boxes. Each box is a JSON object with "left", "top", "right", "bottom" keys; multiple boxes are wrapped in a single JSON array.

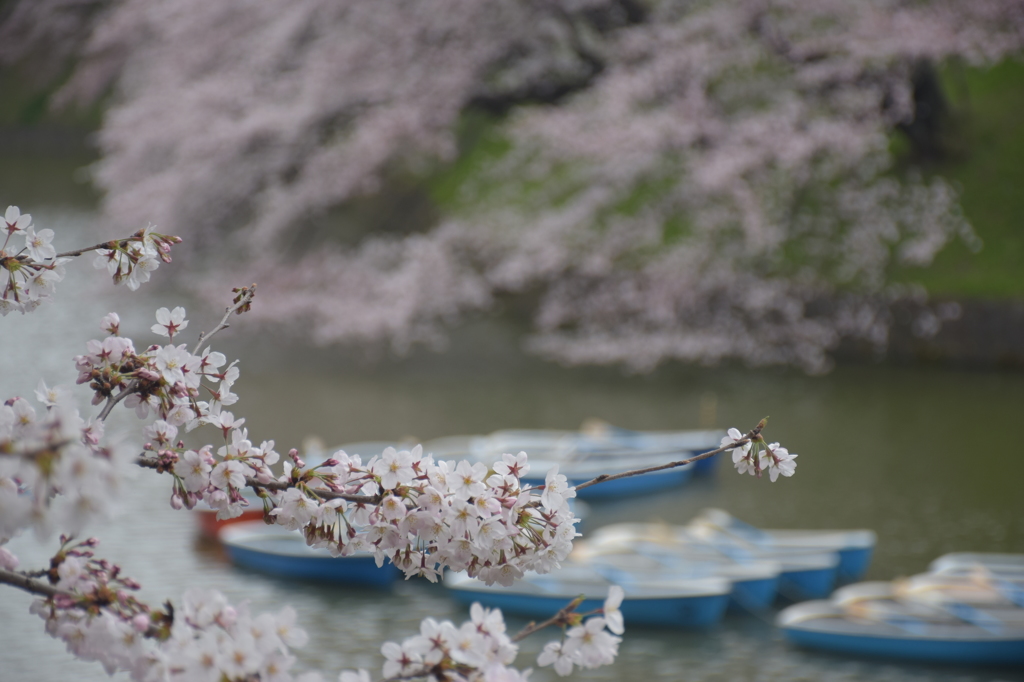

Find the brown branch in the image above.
[
  {"left": 0, "top": 567, "right": 64, "bottom": 599},
  {"left": 0, "top": 567, "right": 168, "bottom": 639},
  {"left": 192, "top": 285, "right": 256, "bottom": 356},
  {"left": 572, "top": 418, "right": 766, "bottom": 492},
  {"left": 511, "top": 595, "right": 586, "bottom": 642},
  {"left": 55, "top": 239, "right": 123, "bottom": 259},
  {"left": 250, "top": 477, "right": 383, "bottom": 504},
  {"left": 135, "top": 456, "right": 384, "bottom": 504},
  {"left": 96, "top": 379, "right": 139, "bottom": 422}
]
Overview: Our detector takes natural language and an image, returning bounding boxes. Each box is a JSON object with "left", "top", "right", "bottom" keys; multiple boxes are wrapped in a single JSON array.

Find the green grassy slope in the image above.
[{"left": 894, "top": 59, "right": 1024, "bottom": 297}]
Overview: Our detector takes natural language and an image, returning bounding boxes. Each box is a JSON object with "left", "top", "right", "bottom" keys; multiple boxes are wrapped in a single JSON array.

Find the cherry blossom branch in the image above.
[
  {"left": 251, "top": 476, "right": 382, "bottom": 504},
  {"left": 54, "top": 239, "right": 136, "bottom": 260},
  {"left": 573, "top": 418, "right": 767, "bottom": 492},
  {"left": 96, "top": 379, "right": 139, "bottom": 421},
  {"left": 191, "top": 284, "right": 256, "bottom": 356},
  {"left": 511, "top": 595, "right": 585, "bottom": 642},
  {"left": 0, "top": 567, "right": 65, "bottom": 599},
  {"left": 134, "top": 455, "right": 385, "bottom": 504}
]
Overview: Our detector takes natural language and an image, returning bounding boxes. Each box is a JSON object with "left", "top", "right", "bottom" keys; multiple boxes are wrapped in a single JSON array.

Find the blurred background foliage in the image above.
[{"left": 1, "top": 0, "right": 1023, "bottom": 371}]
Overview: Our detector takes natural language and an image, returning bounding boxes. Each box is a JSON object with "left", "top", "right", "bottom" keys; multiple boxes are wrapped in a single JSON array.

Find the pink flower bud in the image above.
[
  {"left": 170, "top": 492, "right": 183, "bottom": 510},
  {"left": 137, "top": 368, "right": 161, "bottom": 382},
  {"left": 132, "top": 614, "right": 150, "bottom": 633}
]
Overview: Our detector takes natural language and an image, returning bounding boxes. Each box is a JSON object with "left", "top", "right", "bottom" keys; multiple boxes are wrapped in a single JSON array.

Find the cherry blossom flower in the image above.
[
  {"left": 3, "top": 205, "right": 31, "bottom": 235},
  {"left": 210, "top": 460, "right": 246, "bottom": 490},
  {"left": 602, "top": 585, "right": 624, "bottom": 635},
  {"left": 34, "top": 379, "right": 68, "bottom": 407},
  {"left": 372, "top": 446, "right": 417, "bottom": 490},
  {"left": 23, "top": 225, "right": 56, "bottom": 261},
  {"left": 450, "top": 460, "right": 488, "bottom": 500},
  {"left": 562, "top": 616, "right": 620, "bottom": 669},
  {"left": 100, "top": 312, "right": 120, "bottom": 335},
  {"left": 151, "top": 306, "right": 189, "bottom": 338},
  {"left": 494, "top": 451, "right": 530, "bottom": 480},
  {"left": 720, "top": 427, "right": 750, "bottom": 454},
  {"left": 381, "top": 640, "right": 423, "bottom": 678},
  {"left": 765, "top": 444, "right": 798, "bottom": 482},
  {"left": 540, "top": 466, "right": 575, "bottom": 510},
  {"left": 538, "top": 641, "right": 575, "bottom": 677},
  {"left": 733, "top": 447, "right": 762, "bottom": 477}
]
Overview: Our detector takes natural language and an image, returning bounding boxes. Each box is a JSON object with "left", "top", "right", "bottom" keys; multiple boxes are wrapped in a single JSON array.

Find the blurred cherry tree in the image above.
[{"left": 3, "top": 0, "right": 1023, "bottom": 371}]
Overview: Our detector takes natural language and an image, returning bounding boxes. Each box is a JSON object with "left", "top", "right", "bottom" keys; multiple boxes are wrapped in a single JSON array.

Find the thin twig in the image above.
[
  {"left": 0, "top": 567, "right": 167, "bottom": 638},
  {"left": 573, "top": 419, "right": 766, "bottom": 492},
  {"left": 192, "top": 285, "right": 256, "bottom": 356},
  {"left": 55, "top": 240, "right": 122, "bottom": 259},
  {"left": 96, "top": 379, "right": 139, "bottom": 422},
  {"left": 511, "top": 595, "right": 586, "bottom": 642}
]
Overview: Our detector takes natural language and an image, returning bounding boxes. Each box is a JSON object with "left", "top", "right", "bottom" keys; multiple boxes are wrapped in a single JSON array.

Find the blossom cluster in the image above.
[
  {"left": 0, "top": 212, "right": 807, "bottom": 682},
  {"left": 0, "top": 204, "right": 179, "bottom": 315},
  {"left": 71, "top": 301, "right": 581, "bottom": 584},
  {"left": 720, "top": 428, "right": 798, "bottom": 483},
  {"left": 158, "top": 422, "right": 579, "bottom": 585},
  {"left": 0, "top": 205, "right": 65, "bottom": 314},
  {"left": 0, "top": 209, "right": 640, "bottom": 682},
  {"left": 92, "top": 223, "right": 181, "bottom": 291},
  {"left": 24, "top": 538, "right": 319, "bottom": 682},
  {"left": 536, "top": 586, "right": 624, "bottom": 678},
  {"left": 74, "top": 306, "right": 240, "bottom": 420},
  {"left": 0, "top": 385, "right": 125, "bottom": 541},
  {"left": 342, "top": 591, "right": 623, "bottom": 682}
]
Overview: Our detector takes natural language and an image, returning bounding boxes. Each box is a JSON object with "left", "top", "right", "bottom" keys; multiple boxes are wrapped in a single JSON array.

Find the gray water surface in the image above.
[{"left": 1, "top": 207, "right": 1022, "bottom": 682}]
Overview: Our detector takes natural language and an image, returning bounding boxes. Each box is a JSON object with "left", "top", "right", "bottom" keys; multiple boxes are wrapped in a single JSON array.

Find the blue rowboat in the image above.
[
  {"left": 572, "top": 547, "right": 782, "bottom": 612},
  {"left": 930, "top": 553, "right": 1024, "bottom": 578},
  {"left": 777, "top": 598, "right": 1024, "bottom": 665},
  {"left": 688, "top": 508, "right": 876, "bottom": 584},
  {"left": 218, "top": 521, "right": 399, "bottom": 587},
  {"left": 444, "top": 567, "right": 732, "bottom": 629},
  {"left": 587, "top": 522, "right": 841, "bottom": 601},
  {"left": 891, "top": 572, "right": 1024, "bottom": 609}
]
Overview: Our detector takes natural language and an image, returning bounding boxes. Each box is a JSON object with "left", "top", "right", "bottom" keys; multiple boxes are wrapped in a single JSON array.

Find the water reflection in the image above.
[{"left": 0, "top": 207, "right": 1022, "bottom": 681}]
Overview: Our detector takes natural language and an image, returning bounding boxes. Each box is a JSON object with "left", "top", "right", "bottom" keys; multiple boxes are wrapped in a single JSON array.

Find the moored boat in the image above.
[
  {"left": 194, "top": 487, "right": 264, "bottom": 539},
  {"left": 688, "top": 508, "right": 876, "bottom": 584},
  {"left": 571, "top": 544, "right": 782, "bottom": 612},
  {"left": 444, "top": 567, "right": 732, "bottom": 628},
  {"left": 587, "top": 521, "right": 841, "bottom": 601},
  {"left": 218, "top": 521, "right": 400, "bottom": 587},
  {"left": 777, "top": 597, "right": 1024, "bottom": 665},
  {"left": 930, "top": 553, "right": 1024, "bottom": 578}
]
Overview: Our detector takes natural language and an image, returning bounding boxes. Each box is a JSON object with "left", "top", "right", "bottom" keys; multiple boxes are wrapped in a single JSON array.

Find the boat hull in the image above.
[
  {"left": 219, "top": 522, "right": 400, "bottom": 588},
  {"left": 448, "top": 587, "right": 730, "bottom": 629},
  {"left": 729, "top": 575, "right": 781, "bottom": 611},
  {"left": 778, "top": 565, "right": 839, "bottom": 602},
  {"left": 782, "top": 624, "right": 1024, "bottom": 665}
]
